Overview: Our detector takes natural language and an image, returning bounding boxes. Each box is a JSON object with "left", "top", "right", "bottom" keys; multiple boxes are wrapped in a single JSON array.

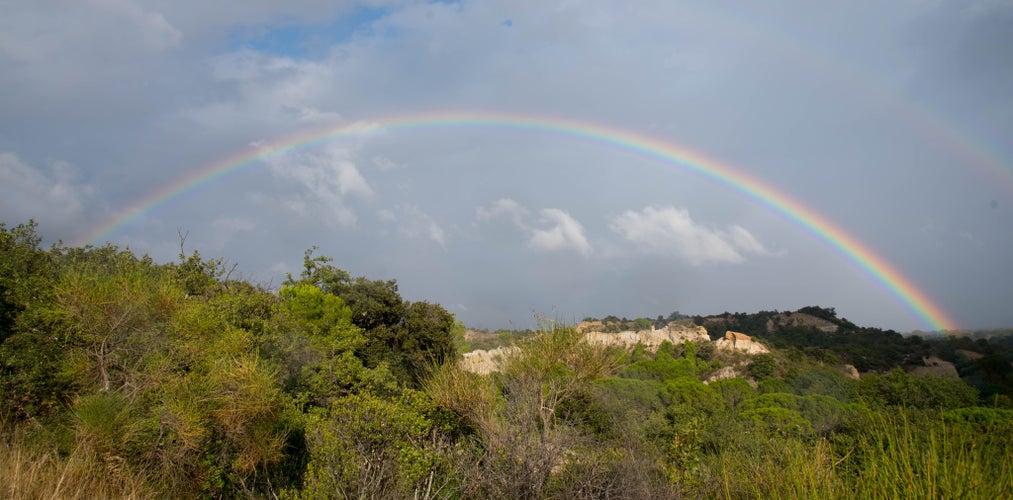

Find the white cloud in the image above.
[
  {"left": 0, "top": 152, "right": 95, "bottom": 234},
  {"left": 175, "top": 50, "right": 345, "bottom": 136},
  {"left": 729, "top": 225, "right": 768, "bottom": 254},
  {"left": 335, "top": 161, "right": 374, "bottom": 198},
  {"left": 609, "top": 206, "right": 766, "bottom": 265},
  {"left": 477, "top": 199, "right": 591, "bottom": 256},
  {"left": 476, "top": 198, "right": 529, "bottom": 229},
  {"left": 530, "top": 208, "right": 592, "bottom": 256},
  {"left": 384, "top": 204, "right": 447, "bottom": 247},
  {"left": 2, "top": 0, "right": 1009, "bottom": 330},
  {"left": 264, "top": 148, "right": 374, "bottom": 226}
]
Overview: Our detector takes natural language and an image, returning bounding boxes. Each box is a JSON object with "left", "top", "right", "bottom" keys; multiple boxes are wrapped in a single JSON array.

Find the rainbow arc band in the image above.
[{"left": 78, "top": 110, "right": 959, "bottom": 331}]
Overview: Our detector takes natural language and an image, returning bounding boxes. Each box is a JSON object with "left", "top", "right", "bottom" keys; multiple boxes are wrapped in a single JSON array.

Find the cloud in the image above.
[
  {"left": 530, "top": 209, "right": 592, "bottom": 256},
  {"left": 370, "top": 155, "right": 398, "bottom": 171},
  {"left": 334, "top": 161, "right": 373, "bottom": 198},
  {"left": 477, "top": 199, "right": 591, "bottom": 256},
  {"left": 476, "top": 198, "right": 529, "bottom": 229},
  {"left": 609, "top": 206, "right": 766, "bottom": 265},
  {"left": 958, "top": 231, "right": 984, "bottom": 248},
  {"left": 264, "top": 147, "right": 374, "bottom": 226},
  {"left": 174, "top": 49, "right": 344, "bottom": 136},
  {"left": 729, "top": 225, "right": 768, "bottom": 255},
  {"left": 2, "top": 1, "right": 1011, "bottom": 330},
  {"left": 100, "top": 0, "right": 183, "bottom": 51},
  {"left": 0, "top": 152, "right": 96, "bottom": 234},
  {"left": 0, "top": 0, "right": 180, "bottom": 64},
  {"left": 383, "top": 204, "right": 447, "bottom": 247}
]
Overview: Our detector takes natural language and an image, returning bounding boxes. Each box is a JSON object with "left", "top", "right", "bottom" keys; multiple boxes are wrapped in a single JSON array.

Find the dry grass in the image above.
[{"left": 0, "top": 428, "right": 153, "bottom": 500}]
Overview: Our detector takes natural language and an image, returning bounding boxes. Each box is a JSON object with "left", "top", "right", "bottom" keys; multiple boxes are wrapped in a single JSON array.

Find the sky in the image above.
[{"left": 2, "top": 0, "right": 1011, "bottom": 332}]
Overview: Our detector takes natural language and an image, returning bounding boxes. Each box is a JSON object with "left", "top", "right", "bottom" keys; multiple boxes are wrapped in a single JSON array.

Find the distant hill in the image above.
[{"left": 564, "top": 306, "right": 1013, "bottom": 402}]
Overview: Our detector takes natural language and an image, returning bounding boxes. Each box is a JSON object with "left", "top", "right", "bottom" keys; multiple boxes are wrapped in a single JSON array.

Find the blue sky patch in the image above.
[{"left": 228, "top": 6, "right": 390, "bottom": 59}]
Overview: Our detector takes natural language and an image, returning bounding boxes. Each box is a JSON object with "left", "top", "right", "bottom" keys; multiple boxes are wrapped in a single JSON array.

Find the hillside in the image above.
[{"left": 2, "top": 221, "right": 1011, "bottom": 498}]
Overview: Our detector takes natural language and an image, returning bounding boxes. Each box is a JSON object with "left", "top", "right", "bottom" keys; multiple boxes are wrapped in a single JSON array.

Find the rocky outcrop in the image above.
[
  {"left": 459, "top": 323, "right": 779, "bottom": 375},
  {"left": 765, "top": 313, "right": 838, "bottom": 333},
  {"left": 584, "top": 323, "right": 709, "bottom": 350},
  {"left": 714, "top": 331, "right": 769, "bottom": 354},
  {"left": 460, "top": 322, "right": 711, "bottom": 374},
  {"left": 911, "top": 356, "right": 959, "bottom": 378},
  {"left": 839, "top": 364, "right": 860, "bottom": 380},
  {"left": 704, "top": 366, "right": 741, "bottom": 383},
  {"left": 459, "top": 346, "right": 518, "bottom": 375}
]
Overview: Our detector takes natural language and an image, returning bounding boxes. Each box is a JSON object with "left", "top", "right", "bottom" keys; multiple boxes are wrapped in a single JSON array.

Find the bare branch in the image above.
[{"left": 177, "top": 227, "right": 189, "bottom": 258}]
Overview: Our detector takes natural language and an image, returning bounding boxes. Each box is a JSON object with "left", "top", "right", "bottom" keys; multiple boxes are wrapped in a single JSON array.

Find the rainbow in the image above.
[
  {"left": 710, "top": 11, "right": 1013, "bottom": 193},
  {"left": 77, "top": 109, "right": 960, "bottom": 331}
]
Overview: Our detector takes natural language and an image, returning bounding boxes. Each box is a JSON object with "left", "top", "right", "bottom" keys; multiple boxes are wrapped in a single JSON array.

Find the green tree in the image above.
[
  {"left": 290, "top": 248, "right": 403, "bottom": 331},
  {"left": 288, "top": 248, "right": 459, "bottom": 388},
  {"left": 633, "top": 317, "right": 653, "bottom": 331},
  {"left": 0, "top": 220, "right": 55, "bottom": 341},
  {"left": 297, "top": 391, "right": 452, "bottom": 500},
  {"left": 748, "top": 353, "right": 777, "bottom": 380}
]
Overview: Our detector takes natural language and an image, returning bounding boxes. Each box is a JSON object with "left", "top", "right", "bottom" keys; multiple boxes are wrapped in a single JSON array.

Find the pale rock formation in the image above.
[
  {"left": 576, "top": 321, "right": 605, "bottom": 334},
  {"left": 704, "top": 366, "right": 740, "bottom": 384},
  {"left": 839, "top": 364, "right": 860, "bottom": 380},
  {"left": 459, "top": 346, "right": 518, "bottom": 375},
  {"left": 714, "top": 331, "right": 769, "bottom": 354},
  {"left": 459, "top": 322, "right": 711, "bottom": 374},
  {"left": 584, "top": 322, "right": 710, "bottom": 350}
]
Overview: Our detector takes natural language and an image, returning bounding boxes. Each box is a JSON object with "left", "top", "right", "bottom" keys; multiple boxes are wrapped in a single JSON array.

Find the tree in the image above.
[
  {"left": 397, "top": 301, "right": 460, "bottom": 383},
  {"left": 0, "top": 220, "right": 66, "bottom": 421},
  {"left": 287, "top": 248, "right": 461, "bottom": 388},
  {"left": 340, "top": 277, "right": 405, "bottom": 332},
  {"left": 0, "top": 220, "right": 55, "bottom": 341},
  {"left": 354, "top": 301, "right": 460, "bottom": 386}
]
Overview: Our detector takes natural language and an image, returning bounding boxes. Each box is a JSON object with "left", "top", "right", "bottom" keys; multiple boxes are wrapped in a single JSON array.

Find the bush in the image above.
[
  {"left": 859, "top": 368, "right": 978, "bottom": 409},
  {"left": 789, "top": 365, "right": 857, "bottom": 401},
  {"left": 297, "top": 391, "right": 451, "bottom": 500},
  {"left": 708, "top": 378, "right": 755, "bottom": 409},
  {"left": 740, "top": 393, "right": 852, "bottom": 435},
  {"left": 740, "top": 407, "right": 813, "bottom": 439}
]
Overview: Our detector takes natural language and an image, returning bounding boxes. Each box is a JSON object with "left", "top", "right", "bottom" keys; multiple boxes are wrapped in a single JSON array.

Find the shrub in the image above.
[
  {"left": 859, "top": 368, "right": 978, "bottom": 409},
  {"left": 296, "top": 391, "right": 451, "bottom": 500}
]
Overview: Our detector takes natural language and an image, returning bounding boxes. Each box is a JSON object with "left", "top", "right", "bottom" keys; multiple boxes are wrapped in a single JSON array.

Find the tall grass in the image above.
[
  {"left": 715, "top": 437, "right": 843, "bottom": 499},
  {"left": 0, "top": 426, "right": 152, "bottom": 499},
  {"left": 715, "top": 410, "right": 1012, "bottom": 499},
  {"left": 851, "top": 411, "right": 1010, "bottom": 499}
]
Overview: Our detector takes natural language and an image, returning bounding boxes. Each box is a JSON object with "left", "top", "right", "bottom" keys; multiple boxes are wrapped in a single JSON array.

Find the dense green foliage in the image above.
[
  {"left": 688, "top": 306, "right": 1013, "bottom": 401},
  {"left": 288, "top": 248, "right": 462, "bottom": 387},
  {"left": 2, "top": 220, "right": 1011, "bottom": 498}
]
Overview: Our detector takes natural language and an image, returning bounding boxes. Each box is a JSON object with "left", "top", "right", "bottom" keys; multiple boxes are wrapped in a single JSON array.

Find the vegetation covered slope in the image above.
[{"left": 1, "top": 220, "right": 1011, "bottom": 499}]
